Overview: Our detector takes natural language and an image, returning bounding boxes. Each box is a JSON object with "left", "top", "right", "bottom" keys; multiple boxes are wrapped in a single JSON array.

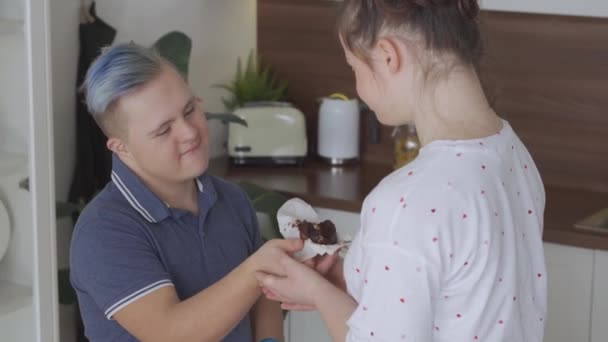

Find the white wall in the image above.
[
  {"left": 481, "top": 0, "right": 608, "bottom": 18},
  {"left": 96, "top": 0, "right": 257, "bottom": 157},
  {"left": 0, "top": 32, "right": 28, "bottom": 155},
  {"left": 0, "top": 0, "right": 24, "bottom": 19}
]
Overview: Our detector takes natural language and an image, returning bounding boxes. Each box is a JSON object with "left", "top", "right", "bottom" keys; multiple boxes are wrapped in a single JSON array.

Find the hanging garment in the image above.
[{"left": 68, "top": 2, "right": 116, "bottom": 206}]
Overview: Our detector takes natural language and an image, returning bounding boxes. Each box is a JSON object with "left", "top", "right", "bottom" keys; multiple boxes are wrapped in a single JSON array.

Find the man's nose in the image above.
[{"left": 176, "top": 118, "right": 198, "bottom": 140}]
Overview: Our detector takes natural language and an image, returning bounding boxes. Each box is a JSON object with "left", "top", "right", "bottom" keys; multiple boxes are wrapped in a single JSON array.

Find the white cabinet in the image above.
[
  {"left": 543, "top": 243, "right": 595, "bottom": 342},
  {"left": 284, "top": 207, "right": 359, "bottom": 342},
  {"left": 286, "top": 311, "right": 333, "bottom": 342},
  {"left": 592, "top": 250, "right": 608, "bottom": 342},
  {"left": 0, "top": 0, "right": 58, "bottom": 340}
]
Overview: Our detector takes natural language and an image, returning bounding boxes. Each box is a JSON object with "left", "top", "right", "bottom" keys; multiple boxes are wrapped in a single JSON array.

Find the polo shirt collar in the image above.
[{"left": 110, "top": 154, "right": 210, "bottom": 223}]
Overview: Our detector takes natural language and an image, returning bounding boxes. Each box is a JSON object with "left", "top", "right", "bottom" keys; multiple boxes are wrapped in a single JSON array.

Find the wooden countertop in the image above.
[{"left": 210, "top": 158, "right": 608, "bottom": 251}]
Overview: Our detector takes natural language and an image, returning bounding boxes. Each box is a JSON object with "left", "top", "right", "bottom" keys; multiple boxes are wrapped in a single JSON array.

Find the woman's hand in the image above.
[{"left": 256, "top": 255, "right": 332, "bottom": 308}]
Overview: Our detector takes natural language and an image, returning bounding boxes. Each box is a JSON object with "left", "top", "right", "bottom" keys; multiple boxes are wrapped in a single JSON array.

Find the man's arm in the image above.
[
  {"left": 114, "top": 259, "right": 259, "bottom": 342},
  {"left": 113, "top": 239, "right": 301, "bottom": 342},
  {"left": 251, "top": 295, "right": 284, "bottom": 342}
]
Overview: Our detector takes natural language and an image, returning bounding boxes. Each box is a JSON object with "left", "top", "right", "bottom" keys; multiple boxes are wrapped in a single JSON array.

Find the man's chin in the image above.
[{"left": 182, "top": 155, "right": 209, "bottom": 178}]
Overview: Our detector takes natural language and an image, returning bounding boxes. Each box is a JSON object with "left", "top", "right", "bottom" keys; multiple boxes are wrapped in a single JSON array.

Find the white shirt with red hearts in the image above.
[{"left": 343, "top": 121, "right": 546, "bottom": 341}]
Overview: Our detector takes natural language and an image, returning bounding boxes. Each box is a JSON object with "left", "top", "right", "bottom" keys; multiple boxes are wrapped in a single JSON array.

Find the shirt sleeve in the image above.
[
  {"left": 346, "top": 244, "right": 439, "bottom": 341},
  {"left": 70, "top": 212, "right": 173, "bottom": 320},
  {"left": 246, "top": 194, "right": 263, "bottom": 252}
]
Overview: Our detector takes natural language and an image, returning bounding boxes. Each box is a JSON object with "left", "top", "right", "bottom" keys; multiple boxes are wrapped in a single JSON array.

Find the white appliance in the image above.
[
  {"left": 317, "top": 97, "right": 360, "bottom": 165},
  {"left": 228, "top": 102, "right": 308, "bottom": 165}
]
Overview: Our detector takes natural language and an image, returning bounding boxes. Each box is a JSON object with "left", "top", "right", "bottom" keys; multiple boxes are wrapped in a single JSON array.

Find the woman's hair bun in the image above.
[
  {"left": 456, "top": 0, "right": 480, "bottom": 20},
  {"left": 375, "top": 0, "right": 479, "bottom": 20}
]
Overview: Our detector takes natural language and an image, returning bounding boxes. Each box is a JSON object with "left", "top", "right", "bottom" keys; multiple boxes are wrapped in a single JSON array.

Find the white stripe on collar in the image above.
[
  {"left": 196, "top": 178, "right": 203, "bottom": 192},
  {"left": 111, "top": 171, "right": 157, "bottom": 223}
]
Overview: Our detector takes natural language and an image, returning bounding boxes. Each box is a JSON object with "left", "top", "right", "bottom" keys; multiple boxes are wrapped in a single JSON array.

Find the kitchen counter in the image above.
[{"left": 209, "top": 157, "right": 608, "bottom": 251}]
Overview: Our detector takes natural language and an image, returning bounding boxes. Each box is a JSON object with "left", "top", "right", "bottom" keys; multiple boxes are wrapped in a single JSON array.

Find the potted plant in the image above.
[{"left": 214, "top": 50, "right": 288, "bottom": 110}]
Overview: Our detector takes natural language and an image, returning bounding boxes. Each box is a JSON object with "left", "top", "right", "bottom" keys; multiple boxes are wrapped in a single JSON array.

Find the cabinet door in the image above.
[
  {"left": 544, "top": 243, "right": 594, "bottom": 342},
  {"left": 592, "top": 250, "right": 608, "bottom": 342},
  {"left": 286, "top": 311, "right": 332, "bottom": 342},
  {"left": 286, "top": 208, "right": 360, "bottom": 342}
]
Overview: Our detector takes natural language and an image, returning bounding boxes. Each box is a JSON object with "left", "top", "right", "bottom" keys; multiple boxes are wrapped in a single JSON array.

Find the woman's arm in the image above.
[{"left": 314, "top": 281, "right": 357, "bottom": 342}]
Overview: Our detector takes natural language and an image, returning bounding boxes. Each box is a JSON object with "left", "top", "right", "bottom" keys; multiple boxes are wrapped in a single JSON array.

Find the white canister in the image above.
[{"left": 317, "top": 97, "right": 360, "bottom": 165}]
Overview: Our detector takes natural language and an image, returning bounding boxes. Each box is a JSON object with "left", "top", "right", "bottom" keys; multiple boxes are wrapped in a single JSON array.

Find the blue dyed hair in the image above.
[{"left": 82, "top": 43, "right": 164, "bottom": 134}]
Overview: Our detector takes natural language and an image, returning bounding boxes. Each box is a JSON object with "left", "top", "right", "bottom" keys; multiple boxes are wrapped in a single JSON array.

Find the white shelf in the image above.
[
  {"left": 0, "top": 150, "right": 27, "bottom": 179},
  {"left": 0, "top": 18, "right": 23, "bottom": 34},
  {"left": 0, "top": 280, "right": 31, "bottom": 317}
]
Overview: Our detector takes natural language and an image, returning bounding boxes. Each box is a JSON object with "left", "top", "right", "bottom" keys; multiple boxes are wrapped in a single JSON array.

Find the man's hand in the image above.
[{"left": 246, "top": 239, "right": 304, "bottom": 277}]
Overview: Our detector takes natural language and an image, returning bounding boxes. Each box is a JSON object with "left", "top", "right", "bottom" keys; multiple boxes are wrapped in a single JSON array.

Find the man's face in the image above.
[{"left": 112, "top": 64, "right": 209, "bottom": 185}]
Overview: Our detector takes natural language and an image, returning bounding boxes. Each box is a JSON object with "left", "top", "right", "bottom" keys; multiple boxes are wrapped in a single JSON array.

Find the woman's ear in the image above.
[{"left": 376, "top": 37, "right": 402, "bottom": 74}]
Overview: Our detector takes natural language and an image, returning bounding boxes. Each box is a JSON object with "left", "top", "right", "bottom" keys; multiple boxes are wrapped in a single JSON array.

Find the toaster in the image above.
[{"left": 228, "top": 102, "right": 307, "bottom": 165}]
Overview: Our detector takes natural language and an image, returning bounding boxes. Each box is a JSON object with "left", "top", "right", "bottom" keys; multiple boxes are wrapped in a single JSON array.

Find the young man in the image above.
[{"left": 70, "top": 43, "right": 301, "bottom": 342}]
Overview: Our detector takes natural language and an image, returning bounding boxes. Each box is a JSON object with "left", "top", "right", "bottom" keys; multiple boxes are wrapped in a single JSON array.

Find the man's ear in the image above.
[
  {"left": 376, "top": 37, "right": 403, "bottom": 74},
  {"left": 106, "top": 137, "right": 131, "bottom": 159}
]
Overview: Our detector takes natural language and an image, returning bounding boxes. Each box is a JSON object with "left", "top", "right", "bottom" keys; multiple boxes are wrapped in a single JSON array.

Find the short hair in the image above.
[{"left": 82, "top": 43, "right": 164, "bottom": 136}]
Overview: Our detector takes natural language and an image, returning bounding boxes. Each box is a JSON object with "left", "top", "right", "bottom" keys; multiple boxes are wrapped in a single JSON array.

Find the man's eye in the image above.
[
  {"left": 157, "top": 128, "right": 170, "bottom": 136},
  {"left": 185, "top": 107, "right": 194, "bottom": 116}
]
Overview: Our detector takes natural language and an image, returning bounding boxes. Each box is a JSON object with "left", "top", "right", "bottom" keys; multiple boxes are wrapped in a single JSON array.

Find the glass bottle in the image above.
[{"left": 392, "top": 124, "right": 420, "bottom": 169}]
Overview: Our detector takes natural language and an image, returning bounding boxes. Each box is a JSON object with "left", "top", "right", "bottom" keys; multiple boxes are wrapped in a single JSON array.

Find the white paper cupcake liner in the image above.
[{"left": 277, "top": 198, "right": 352, "bottom": 261}]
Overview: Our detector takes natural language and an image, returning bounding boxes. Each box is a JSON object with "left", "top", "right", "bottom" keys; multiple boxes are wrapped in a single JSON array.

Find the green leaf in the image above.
[
  {"left": 214, "top": 49, "right": 289, "bottom": 111},
  {"left": 58, "top": 269, "right": 77, "bottom": 305},
  {"left": 153, "top": 31, "right": 192, "bottom": 79},
  {"left": 238, "top": 182, "right": 288, "bottom": 241},
  {"left": 204, "top": 112, "right": 248, "bottom": 126}
]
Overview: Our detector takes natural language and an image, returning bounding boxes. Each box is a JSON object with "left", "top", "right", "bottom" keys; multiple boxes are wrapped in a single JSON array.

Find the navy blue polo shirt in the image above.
[{"left": 70, "top": 154, "right": 262, "bottom": 341}]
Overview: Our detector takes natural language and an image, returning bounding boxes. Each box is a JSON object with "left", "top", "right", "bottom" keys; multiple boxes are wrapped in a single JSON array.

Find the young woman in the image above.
[{"left": 257, "top": 0, "right": 547, "bottom": 341}]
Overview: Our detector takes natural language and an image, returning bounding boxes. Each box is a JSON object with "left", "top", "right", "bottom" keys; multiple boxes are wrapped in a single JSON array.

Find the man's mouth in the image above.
[{"left": 181, "top": 141, "right": 200, "bottom": 156}]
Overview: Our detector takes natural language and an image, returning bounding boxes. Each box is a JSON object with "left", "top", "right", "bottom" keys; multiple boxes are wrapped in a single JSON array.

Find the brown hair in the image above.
[{"left": 338, "top": 0, "right": 482, "bottom": 67}]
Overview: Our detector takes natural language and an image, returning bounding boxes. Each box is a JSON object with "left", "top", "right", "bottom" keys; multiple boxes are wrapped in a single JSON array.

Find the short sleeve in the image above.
[
  {"left": 241, "top": 189, "right": 263, "bottom": 252},
  {"left": 346, "top": 245, "right": 438, "bottom": 341},
  {"left": 70, "top": 213, "right": 173, "bottom": 319}
]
